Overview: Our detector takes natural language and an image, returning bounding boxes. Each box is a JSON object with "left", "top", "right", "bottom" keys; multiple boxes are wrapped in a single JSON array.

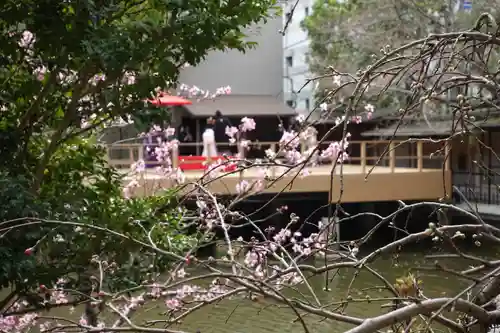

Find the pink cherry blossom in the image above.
[
  {"left": 240, "top": 117, "right": 256, "bottom": 132},
  {"left": 19, "top": 30, "right": 34, "bottom": 48}
]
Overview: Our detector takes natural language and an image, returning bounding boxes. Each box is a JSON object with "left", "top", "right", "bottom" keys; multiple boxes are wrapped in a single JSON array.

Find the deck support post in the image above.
[
  {"left": 444, "top": 141, "right": 451, "bottom": 171},
  {"left": 417, "top": 141, "right": 423, "bottom": 171},
  {"left": 389, "top": 142, "right": 395, "bottom": 172},
  {"left": 138, "top": 145, "right": 144, "bottom": 162},
  {"left": 129, "top": 146, "right": 134, "bottom": 165},
  {"left": 172, "top": 144, "right": 179, "bottom": 169},
  {"left": 360, "top": 141, "right": 367, "bottom": 175}
]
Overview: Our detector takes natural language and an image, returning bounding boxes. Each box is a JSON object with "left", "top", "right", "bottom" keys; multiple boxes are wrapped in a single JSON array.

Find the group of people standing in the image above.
[
  {"left": 200, "top": 110, "right": 231, "bottom": 157},
  {"left": 143, "top": 112, "right": 320, "bottom": 166},
  {"left": 142, "top": 110, "right": 231, "bottom": 167},
  {"left": 176, "top": 110, "right": 231, "bottom": 157}
]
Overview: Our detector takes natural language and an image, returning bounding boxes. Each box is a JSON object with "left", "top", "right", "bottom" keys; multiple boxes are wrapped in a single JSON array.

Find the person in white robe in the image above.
[
  {"left": 202, "top": 118, "right": 218, "bottom": 158},
  {"left": 304, "top": 126, "right": 319, "bottom": 164}
]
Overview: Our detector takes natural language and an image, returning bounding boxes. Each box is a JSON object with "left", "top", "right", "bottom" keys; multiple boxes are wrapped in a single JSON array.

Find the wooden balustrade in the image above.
[{"left": 105, "top": 139, "right": 448, "bottom": 174}]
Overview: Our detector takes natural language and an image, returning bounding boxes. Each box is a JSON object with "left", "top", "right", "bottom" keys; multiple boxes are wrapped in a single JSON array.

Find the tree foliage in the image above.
[
  {"left": 0, "top": 0, "right": 278, "bottom": 310},
  {"left": 4, "top": 9, "right": 500, "bottom": 332},
  {"left": 0, "top": 0, "right": 278, "bottom": 179},
  {"left": 302, "top": 0, "right": 500, "bottom": 108}
]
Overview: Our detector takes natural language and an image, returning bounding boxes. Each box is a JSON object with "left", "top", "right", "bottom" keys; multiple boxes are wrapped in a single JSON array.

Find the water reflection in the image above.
[
  {"left": 166, "top": 250, "right": 480, "bottom": 333},
  {"left": 19, "top": 246, "right": 500, "bottom": 333}
]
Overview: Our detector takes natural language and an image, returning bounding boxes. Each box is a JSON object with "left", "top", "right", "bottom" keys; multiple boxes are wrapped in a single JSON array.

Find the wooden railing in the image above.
[{"left": 105, "top": 140, "right": 451, "bottom": 174}]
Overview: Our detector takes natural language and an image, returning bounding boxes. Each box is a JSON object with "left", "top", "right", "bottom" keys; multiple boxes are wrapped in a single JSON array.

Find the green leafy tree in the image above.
[
  {"left": 0, "top": 137, "right": 200, "bottom": 313},
  {"left": 302, "top": 0, "right": 499, "bottom": 110},
  {"left": 0, "top": 0, "right": 278, "bottom": 314},
  {"left": 0, "top": 0, "right": 278, "bottom": 186}
]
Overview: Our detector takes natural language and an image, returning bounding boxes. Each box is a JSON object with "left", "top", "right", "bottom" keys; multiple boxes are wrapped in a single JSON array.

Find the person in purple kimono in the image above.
[{"left": 143, "top": 130, "right": 165, "bottom": 168}]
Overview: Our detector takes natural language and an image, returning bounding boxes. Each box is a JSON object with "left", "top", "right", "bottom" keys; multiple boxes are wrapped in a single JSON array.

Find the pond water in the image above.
[
  {"left": 14, "top": 244, "right": 498, "bottom": 333},
  {"left": 171, "top": 249, "right": 474, "bottom": 333}
]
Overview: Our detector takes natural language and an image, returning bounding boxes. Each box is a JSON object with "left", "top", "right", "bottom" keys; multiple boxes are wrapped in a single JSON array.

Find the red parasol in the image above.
[{"left": 147, "top": 95, "right": 192, "bottom": 106}]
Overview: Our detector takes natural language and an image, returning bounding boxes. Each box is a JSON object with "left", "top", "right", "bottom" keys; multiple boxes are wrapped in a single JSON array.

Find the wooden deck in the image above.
[{"left": 108, "top": 140, "right": 453, "bottom": 203}]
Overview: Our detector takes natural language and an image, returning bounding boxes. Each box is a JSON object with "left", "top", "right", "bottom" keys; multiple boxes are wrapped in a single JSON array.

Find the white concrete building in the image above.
[
  {"left": 282, "top": 0, "right": 314, "bottom": 114},
  {"left": 101, "top": 16, "right": 296, "bottom": 147},
  {"left": 178, "top": 15, "right": 294, "bottom": 120},
  {"left": 179, "top": 17, "right": 283, "bottom": 96}
]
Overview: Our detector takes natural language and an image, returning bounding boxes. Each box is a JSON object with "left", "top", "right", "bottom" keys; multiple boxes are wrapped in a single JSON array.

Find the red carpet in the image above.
[{"left": 178, "top": 156, "right": 237, "bottom": 172}]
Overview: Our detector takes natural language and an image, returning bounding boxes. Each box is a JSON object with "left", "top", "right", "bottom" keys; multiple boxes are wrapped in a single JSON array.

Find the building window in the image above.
[
  {"left": 305, "top": 7, "right": 309, "bottom": 16},
  {"left": 285, "top": 56, "right": 293, "bottom": 67},
  {"left": 285, "top": 12, "right": 292, "bottom": 23},
  {"left": 305, "top": 98, "right": 310, "bottom": 110}
]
